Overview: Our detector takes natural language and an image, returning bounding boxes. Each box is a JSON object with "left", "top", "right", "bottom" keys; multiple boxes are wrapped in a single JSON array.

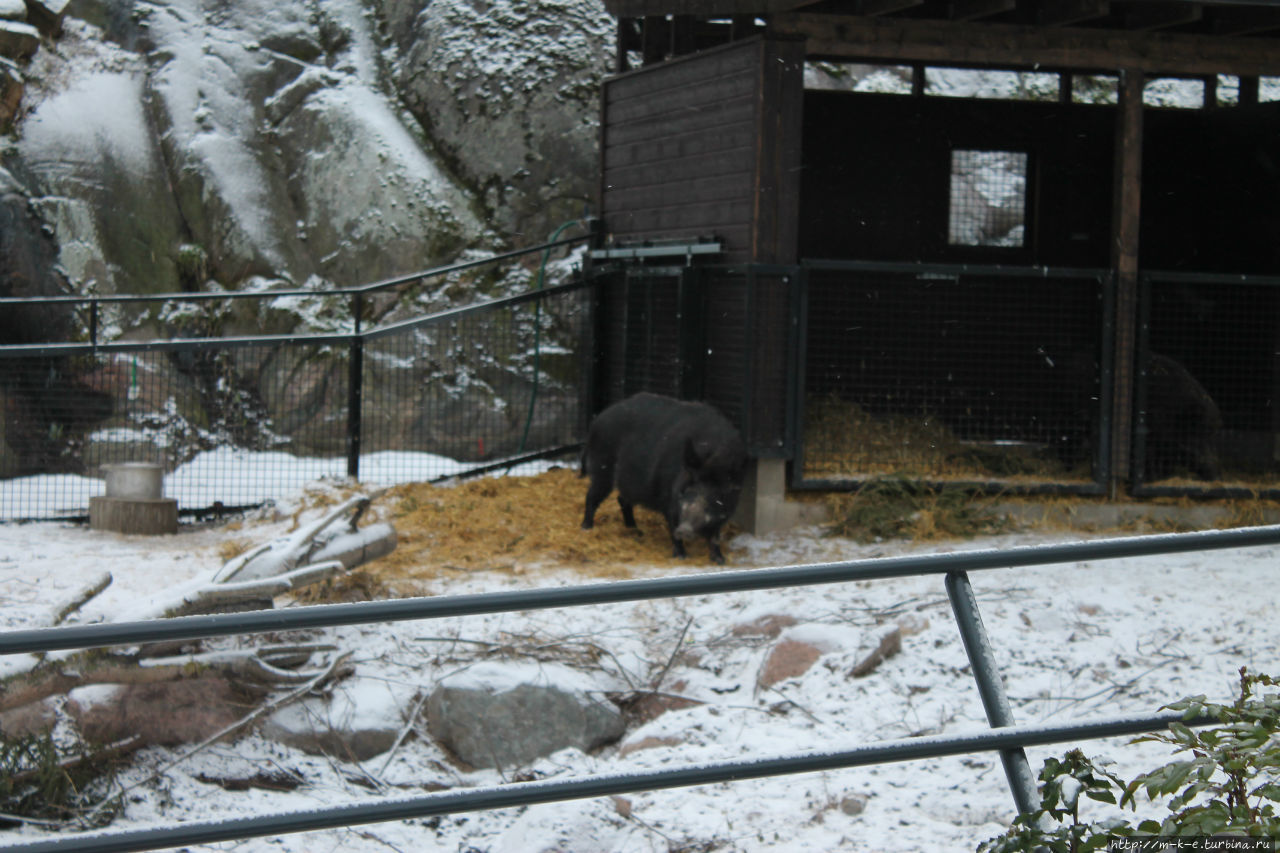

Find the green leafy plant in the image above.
[{"left": 980, "top": 668, "right": 1280, "bottom": 851}]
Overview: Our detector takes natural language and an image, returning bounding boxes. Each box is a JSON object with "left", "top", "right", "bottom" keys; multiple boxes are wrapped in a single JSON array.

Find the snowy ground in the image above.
[{"left": 1, "top": 474, "right": 1278, "bottom": 852}]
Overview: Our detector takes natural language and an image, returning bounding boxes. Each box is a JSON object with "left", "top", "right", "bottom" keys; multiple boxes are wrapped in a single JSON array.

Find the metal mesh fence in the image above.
[
  {"left": 1135, "top": 273, "right": 1280, "bottom": 492},
  {"left": 798, "top": 262, "right": 1109, "bottom": 490},
  {"left": 0, "top": 283, "right": 594, "bottom": 520},
  {"left": 0, "top": 339, "right": 355, "bottom": 516},
  {"left": 360, "top": 285, "right": 593, "bottom": 483},
  {"left": 594, "top": 269, "right": 685, "bottom": 404}
]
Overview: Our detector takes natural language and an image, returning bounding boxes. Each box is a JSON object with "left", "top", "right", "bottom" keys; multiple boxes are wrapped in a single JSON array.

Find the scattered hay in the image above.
[
  {"left": 367, "top": 467, "right": 731, "bottom": 584},
  {"left": 288, "top": 569, "right": 392, "bottom": 605},
  {"left": 823, "top": 476, "right": 1008, "bottom": 543},
  {"left": 803, "top": 396, "right": 1085, "bottom": 483}
]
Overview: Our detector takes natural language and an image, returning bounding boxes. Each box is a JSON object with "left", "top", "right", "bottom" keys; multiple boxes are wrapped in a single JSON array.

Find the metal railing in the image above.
[
  {"left": 4, "top": 523, "right": 1276, "bottom": 853},
  {"left": 0, "top": 236, "right": 591, "bottom": 349},
  {"left": 0, "top": 236, "right": 595, "bottom": 520}
]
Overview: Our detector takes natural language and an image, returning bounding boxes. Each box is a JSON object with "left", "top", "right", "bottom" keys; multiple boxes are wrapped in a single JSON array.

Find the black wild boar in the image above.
[
  {"left": 581, "top": 392, "right": 746, "bottom": 564},
  {"left": 1143, "top": 352, "right": 1223, "bottom": 482}
]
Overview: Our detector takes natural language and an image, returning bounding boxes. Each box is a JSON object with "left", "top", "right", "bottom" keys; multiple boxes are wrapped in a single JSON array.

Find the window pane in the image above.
[{"left": 949, "top": 150, "right": 1028, "bottom": 248}]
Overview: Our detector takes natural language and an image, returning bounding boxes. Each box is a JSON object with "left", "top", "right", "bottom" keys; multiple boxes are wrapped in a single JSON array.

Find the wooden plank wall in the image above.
[{"left": 600, "top": 36, "right": 802, "bottom": 263}]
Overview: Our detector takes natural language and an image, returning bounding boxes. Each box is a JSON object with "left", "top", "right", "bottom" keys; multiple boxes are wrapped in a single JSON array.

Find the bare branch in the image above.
[
  {"left": 1, "top": 645, "right": 340, "bottom": 711},
  {"left": 50, "top": 572, "right": 113, "bottom": 627}
]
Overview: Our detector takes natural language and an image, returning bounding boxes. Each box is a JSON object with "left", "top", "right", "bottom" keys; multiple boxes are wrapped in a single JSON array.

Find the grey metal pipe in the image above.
[
  {"left": 946, "top": 570, "right": 1039, "bottom": 815},
  {"left": 5, "top": 524, "right": 1280, "bottom": 657}
]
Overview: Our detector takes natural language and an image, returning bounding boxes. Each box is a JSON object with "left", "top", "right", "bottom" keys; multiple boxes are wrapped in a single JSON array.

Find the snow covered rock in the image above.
[
  {"left": 262, "top": 674, "right": 412, "bottom": 762},
  {"left": 66, "top": 678, "right": 244, "bottom": 746},
  {"left": 757, "top": 638, "right": 824, "bottom": 690},
  {"left": 0, "top": 697, "right": 57, "bottom": 737},
  {"left": 395, "top": 0, "right": 611, "bottom": 240},
  {"left": 0, "top": 0, "right": 25, "bottom": 22},
  {"left": 13, "top": 0, "right": 495, "bottom": 299},
  {"left": 426, "top": 660, "right": 625, "bottom": 770},
  {"left": 24, "top": 0, "right": 69, "bottom": 37},
  {"left": 0, "top": 57, "right": 19, "bottom": 128},
  {"left": 0, "top": 20, "right": 37, "bottom": 59},
  {"left": 757, "top": 623, "right": 863, "bottom": 690}
]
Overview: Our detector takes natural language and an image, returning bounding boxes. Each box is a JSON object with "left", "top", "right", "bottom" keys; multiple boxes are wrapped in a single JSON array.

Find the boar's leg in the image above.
[
  {"left": 665, "top": 509, "right": 689, "bottom": 558},
  {"left": 581, "top": 476, "right": 612, "bottom": 530},
  {"left": 618, "top": 497, "right": 639, "bottom": 529},
  {"left": 706, "top": 538, "right": 725, "bottom": 565}
]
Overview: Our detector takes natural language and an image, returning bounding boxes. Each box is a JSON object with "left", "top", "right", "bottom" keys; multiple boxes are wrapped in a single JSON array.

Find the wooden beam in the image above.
[
  {"left": 1210, "top": 7, "right": 1280, "bottom": 36},
  {"left": 1240, "top": 74, "right": 1260, "bottom": 105},
  {"left": 948, "top": 0, "right": 1017, "bottom": 22},
  {"left": 1038, "top": 0, "right": 1110, "bottom": 27},
  {"left": 642, "top": 15, "right": 670, "bottom": 64},
  {"left": 1110, "top": 67, "right": 1143, "bottom": 495},
  {"left": 771, "top": 12, "right": 1280, "bottom": 75},
  {"left": 1124, "top": 2, "right": 1202, "bottom": 31},
  {"left": 605, "top": 0, "right": 802, "bottom": 15},
  {"left": 855, "top": 0, "right": 924, "bottom": 14},
  {"left": 672, "top": 13, "right": 698, "bottom": 54}
]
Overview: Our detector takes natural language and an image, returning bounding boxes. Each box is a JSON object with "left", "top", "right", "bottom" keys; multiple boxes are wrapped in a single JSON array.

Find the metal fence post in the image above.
[
  {"left": 346, "top": 293, "right": 365, "bottom": 480},
  {"left": 945, "top": 570, "right": 1040, "bottom": 816}
]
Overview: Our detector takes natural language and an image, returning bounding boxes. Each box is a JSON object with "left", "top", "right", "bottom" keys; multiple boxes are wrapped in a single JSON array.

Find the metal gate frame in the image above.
[
  {"left": 790, "top": 258, "right": 1117, "bottom": 496},
  {"left": 4, "top": 524, "right": 1275, "bottom": 853},
  {"left": 1132, "top": 269, "right": 1280, "bottom": 501}
]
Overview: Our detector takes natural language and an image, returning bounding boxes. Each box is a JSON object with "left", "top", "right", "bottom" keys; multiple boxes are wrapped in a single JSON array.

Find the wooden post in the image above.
[
  {"left": 1110, "top": 68, "right": 1144, "bottom": 498},
  {"left": 1240, "top": 75, "right": 1260, "bottom": 106}
]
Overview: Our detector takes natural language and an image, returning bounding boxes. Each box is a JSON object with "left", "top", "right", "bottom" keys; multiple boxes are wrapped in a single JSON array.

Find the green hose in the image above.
[{"left": 517, "top": 219, "right": 583, "bottom": 456}]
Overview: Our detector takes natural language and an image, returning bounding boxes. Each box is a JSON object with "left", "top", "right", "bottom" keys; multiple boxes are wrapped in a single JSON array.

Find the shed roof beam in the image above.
[
  {"left": 855, "top": 0, "right": 925, "bottom": 14},
  {"left": 948, "top": 0, "right": 1017, "bottom": 21},
  {"left": 1209, "top": 6, "right": 1280, "bottom": 34},
  {"left": 772, "top": 12, "right": 1280, "bottom": 75},
  {"left": 1037, "top": 0, "right": 1110, "bottom": 27},
  {"left": 1125, "top": 2, "right": 1203, "bottom": 30}
]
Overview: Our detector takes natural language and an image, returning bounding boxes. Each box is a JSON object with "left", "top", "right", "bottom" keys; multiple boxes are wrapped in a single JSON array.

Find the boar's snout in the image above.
[{"left": 675, "top": 488, "right": 738, "bottom": 540}]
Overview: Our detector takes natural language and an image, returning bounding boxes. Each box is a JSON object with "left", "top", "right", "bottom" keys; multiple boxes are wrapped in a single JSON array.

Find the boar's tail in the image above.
[{"left": 578, "top": 445, "right": 587, "bottom": 477}]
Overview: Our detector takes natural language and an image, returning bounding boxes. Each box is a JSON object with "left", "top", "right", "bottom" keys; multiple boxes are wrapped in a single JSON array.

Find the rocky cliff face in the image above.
[
  {"left": 0, "top": 0, "right": 611, "bottom": 480},
  {"left": 2, "top": 0, "right": 611, "bottom": 307}
]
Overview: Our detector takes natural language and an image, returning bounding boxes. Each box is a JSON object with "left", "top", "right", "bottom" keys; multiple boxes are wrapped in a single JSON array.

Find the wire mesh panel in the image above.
[
  {"left": 0, "top": 340, "right": 355, "bottom": 518},
  {"left": 592, "top": 270, "right": 685, "bottom": 407},
  {"left": 1134, "top": 274, "right": 1280, "bottom": 494},
  {"left": 948, "top": 150, "right": 1029, "bottom": 248},
  {"left": 702, "top": 268, "right": 795, "bottom": 456},
  {"left": 361, "top": 284, "right": 593, "bottom": 483},
  {"left": 798, "top": 262, "right": 1109, "bottom": 490},
  {"left": 0, "top": 283, "right": 596, "bottom": 520}
]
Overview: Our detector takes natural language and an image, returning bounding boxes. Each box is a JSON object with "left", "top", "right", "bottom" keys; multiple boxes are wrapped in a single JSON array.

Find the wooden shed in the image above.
[{"left": 590, "top": 0, "right": 1280, "bottom": 524}]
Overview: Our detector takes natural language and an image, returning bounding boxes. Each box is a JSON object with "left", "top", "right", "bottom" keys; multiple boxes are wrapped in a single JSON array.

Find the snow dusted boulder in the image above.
[
  {"left": 17, "top": 31, "right": 188, "bottom": 295},
  {"left": 14, "top": 1, "right": 487, "bottom": 299},
  {"left": 427, "top": 661, "right": 625, "bottom": 770},
  {"left": 0, "top": 20, "right": 37, "bottom": 60},
  {"left": 140, "top": 0, "right": 485, "bottom": 290},
  {"left": 263, "top": 674, "right": 415, "bottom": 762},
  {"left": 0, "top": 697, "right": 57, "bottom": 738},
  {"left": 267, "top": 77, "right": 487, "bottom": 288},
  {"left": 757, "top": 623, "right": 863, "bottom": 690},
  {"left": 396, "top": 0, "right": 611, "bottom": 240},
  {"left": 66, "top": 678, "right": 244, "bottom": 746},
  {"left": 0, "top": 0, "right": 26, "bottom": 22}
]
